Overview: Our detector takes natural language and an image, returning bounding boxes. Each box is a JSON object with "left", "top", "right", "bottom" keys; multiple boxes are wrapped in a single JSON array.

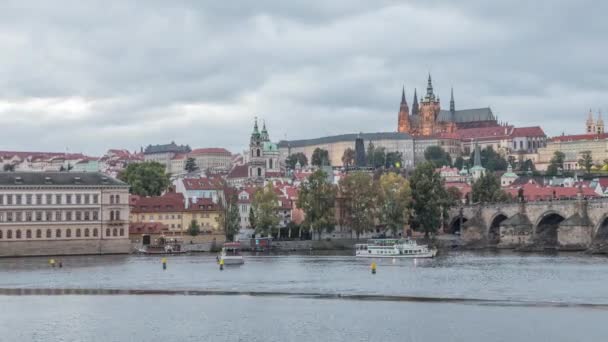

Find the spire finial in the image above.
[
  {"left": 412, "top": 88, "right": 419, "bottom": 116},
  {"left": 401, "top": 85, "right": 406, "bottom": 104},
  {"left": 426, "top": 73, "right": 433, "bottom": 96},
  {"left": 450, "top": 87, "right": 455, "bottom": 112}
]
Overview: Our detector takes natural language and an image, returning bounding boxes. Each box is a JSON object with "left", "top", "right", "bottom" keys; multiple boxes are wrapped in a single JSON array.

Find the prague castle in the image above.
[{"left": 397, "top": 74, "right": 497, "bottom": 136}]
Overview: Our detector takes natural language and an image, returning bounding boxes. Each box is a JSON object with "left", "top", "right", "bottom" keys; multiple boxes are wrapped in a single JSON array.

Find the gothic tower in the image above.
[
  {"left": 411, "top": 88, "right": 419, "bottom": 116},
  {"left": 597, "top": 110, "right": 604, "bottom": 134},
  {"left": 586, "top": 109, "right": 595, "bottom": 133},
  {"left": 397, "top": 86, "right": 410, "bottom": 133},
  {"left": 419, "top": 74, "right": 441, "bottom": 136},
  {"left": 248, "top": 117, "right": 266, "bottom": 179}
]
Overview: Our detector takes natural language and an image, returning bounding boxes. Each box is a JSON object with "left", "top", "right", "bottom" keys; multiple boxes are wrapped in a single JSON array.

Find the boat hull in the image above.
[
  {"left": 356, "top": 251, "right": 436, "bottom": 258},
  {"left": 219, "top": 256, "right": 245, "bottom": 265}
]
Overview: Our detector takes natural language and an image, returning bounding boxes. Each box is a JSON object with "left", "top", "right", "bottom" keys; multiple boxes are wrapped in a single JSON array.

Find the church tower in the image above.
[
  {"left": 597, "top": 110, "right": 604, "bottom": 134},
  {"left": 397, "top": 86, "right": 410, "bottom": 133},
  {"left": 419, "top": 74, "right": 441, "bottom": 136},
  {"left": 586, "top": 109, "right": 595, "bottom": 133},
  {"left": 248, "top": 117, "right": 266, "bottom": 179}
]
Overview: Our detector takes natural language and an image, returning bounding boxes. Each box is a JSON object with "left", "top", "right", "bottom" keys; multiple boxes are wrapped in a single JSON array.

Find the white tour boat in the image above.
[
  {"left": 355, "top": 239, "right": 437, "bottom": 258},
  {"left": 217, "top": 242, "right": 245, "bottom": 265}
]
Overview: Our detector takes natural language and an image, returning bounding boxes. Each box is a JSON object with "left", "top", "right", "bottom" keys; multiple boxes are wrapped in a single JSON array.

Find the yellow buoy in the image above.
[
  {"left": 371, "top": 261, "right": 377, "bottom": 274},
  {"left": 161, "top": 257, "right": 167, "bottom": 270},
  {"left": 49, "top": 259, "right": 55, "bottom": 267},
  {"left": 219, "top": 258, "right": 224, "bottom": 271}
]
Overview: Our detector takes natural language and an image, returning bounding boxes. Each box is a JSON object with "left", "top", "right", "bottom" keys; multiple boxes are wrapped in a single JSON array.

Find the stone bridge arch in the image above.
[
  {"left": 533, "top": 210, "right": 566, "bottom": 248},
  {"left": 488, "top": 212, "right": 509, "bottom": 245}
]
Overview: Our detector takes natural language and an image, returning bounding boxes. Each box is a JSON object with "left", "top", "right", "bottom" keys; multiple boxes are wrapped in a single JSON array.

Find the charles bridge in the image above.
[{"left": 447, "top": 192, "right": 608, "bottom": 251}]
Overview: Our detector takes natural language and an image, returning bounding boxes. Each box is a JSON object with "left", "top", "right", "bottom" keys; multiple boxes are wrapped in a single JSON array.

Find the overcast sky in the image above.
[{"left": 0, "top": 1, "right": 607, "bottom": 156}]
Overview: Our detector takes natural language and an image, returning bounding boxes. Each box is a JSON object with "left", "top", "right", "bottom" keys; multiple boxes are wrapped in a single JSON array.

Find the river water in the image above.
[{"left": 1, "top": 250, "right": 607, "bottom": 341}]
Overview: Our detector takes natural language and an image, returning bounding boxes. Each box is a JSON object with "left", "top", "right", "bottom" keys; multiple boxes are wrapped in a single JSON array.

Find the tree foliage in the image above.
[
  {"left": 453, "top": 156, "right": 465, "bottom": 170},
  {"left": 218, "top": 193, "right": 241, "bottom": 241},
  {"left": 118, "top": 161, "right": 171, "bottom": 196},
  {"left": 187, "top": 219, "right": 200, "bottom": 237},
  {"left": 297, "top": 170, "right": 336, "bottom": 239},
  {"left": 341, "top": 148, "right": 355, "bottom": 167},
  {"left": 471, "top": 172, "right": 509, "bottom": 203},
  {"left": 339, "top": 172, "right": 377, "bottom": 239},
  {"left": 385, "top": 152, "right": 403, "bottom": 169},
  {"left": 377, "top": 172, "right": 411, "bottom": 237},
  {"left": 248, "top": 207, "right": 256, "bottom": 231},
  {"left": 251, "top": 183, "right": 280, "bottom": 237},
  {"left": 546, "top": 151, "right": 566, "bottom": 177},
  {"left": 311, "top": 148, "right": 330, "bottom": 167},
  {"left": 184, "top": 157, "right": 198, "bottom": 173},
  {"left": 579, "top": 151, "right": 594, "bottom": 174},
  {"left": 424, "top": 146, "right": 452, "bottom": 168},
  {"left": 286, "top": 153, "right": 308, "bottom": 169},
  {"left": 468, "top": 146, "right": 507, "bottom": 171},
  {"left": 409, "top": 162, "right": 448, "bottom": 237},
  {"left": 2, "top": 164, "right": 15, "bottom": 172}
]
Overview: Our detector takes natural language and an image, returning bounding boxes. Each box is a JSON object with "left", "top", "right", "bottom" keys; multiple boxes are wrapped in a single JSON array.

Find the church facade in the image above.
[
  {"left": 398, "top": 75, "right": 497, "bottom": 136},
  {"left": 248, "top": 118, "right": 281, "bottom": 179}
]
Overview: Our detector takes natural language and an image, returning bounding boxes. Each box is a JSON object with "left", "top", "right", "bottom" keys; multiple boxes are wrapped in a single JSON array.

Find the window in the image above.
[
  {"left": 76, "top": 211, "right": 82, "bottom": 221},
  {"left": 158, "top": 215, "right": 162, "bottom": 220},
  {"left": 66, "top": 195, "right": 72, "bottom": 204},
  {"left": 93, "top": 228, "right": 98, "bottom": 237},
  {"left": 66, "top": 229, "right": 71, "bottom": 238},
  {"left": 6, "top": 195, "right": 12, "bottom": 205},
  {"left": 27, "top": 230, "right": 32, "bottom": 239},
  {"left": 0, "top": 230, "right": 3, "bottom": 239},
  {"left": 106, "top": 228, "right": 110, "bottom": 237},
  {"left": 16, "top": 194, "right": 22, "bottom": 205},
  {"left": 46, "top": 194, "right": 52, "bottom": 204},
  {"left": 93, "top": 194, "right": 99, "bottom": 204},
  {"left": 84, "top": 228, "right": 90, "bottom": 237},
  {"left": 84, "top": 194, "right": 90, "bottom": 204},
  {"left": 116, "top": 211, "right": 120, "bottom": 220},
  {"left": 7, "top": 230, "right": 12, "bottom": 239},
  {"left": 110, "top": 211, "right": 115, "bottom": 221},
  {"left": 56, "top": 229, "right": 61, "bottom": 238},
  {"left": 0, "top": 195, "right": 3, "bottom": 205},
  {"left": 26, "top": 212, "right": 32, "bottom": 221},
  {"left": 113, "top": 228, "right": 118, "bottom": 236},
  {"left": 46, "top": 229, "right": 51, "bottom": 238},
  {"left": 66, "top": 211, "right": 72, "bottom": 221},
  {"left": 55, "top": 211, "right": 61, "bottom": 221},
  {"left": 36, "top": 194, "right": 42, "bottom": 205},
  {"left": 115, "top": 195, "right": 120, "bottom": 204},
  {"left": 56, "top": 194, "right": 62, "bottom": 204},
  {"left": 16, "top": 230, "right": 21, "bottom": 239},
  {"left": 76, "top": 194, "right": 82, "bottom": 204},
  {"left": 35, "top": 212, "right": 42, "bottom": 221},
  {"left": 119, "top": 228, "right": 124, "bottom": 236},
  {"left": 6, "top": 212, "right": 12, "bottom": 222},
  {"left": 84, "top": 212, "right": 90, "bottom": 221},
  {"left": 110, "top": 195, "right": 115, "bottom": 204},
  {"left": 26, "top": 194, "right": 32, "bottom": 205},
  {"left": 76, "top": 229, "right": 81, "bottom": 238},
  {"left": 45, "top": 211, "right": 52, "bottom": 221},
  {"left": 93, "top": 211, "right": 99, "bottom": 220}
]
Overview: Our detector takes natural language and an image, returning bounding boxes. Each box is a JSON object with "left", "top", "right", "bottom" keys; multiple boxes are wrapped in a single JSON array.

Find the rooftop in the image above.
[
  {"left": 0, "top": 172, "right": 127, "bottom": 187},
  {"left": 144, "top": 142, "right": 191, "bottom": 155},
  {"left": 278, "top": 132, "right": 413, "bottom": 148}
]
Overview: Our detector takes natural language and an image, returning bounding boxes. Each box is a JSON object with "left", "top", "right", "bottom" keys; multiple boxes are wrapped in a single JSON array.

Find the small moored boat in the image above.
[
  {"left": 217, "top": 242, "right": 245, "bottom": 265},
  {"left": 355, "top": 239, "right": 437, "bottom": 258}
]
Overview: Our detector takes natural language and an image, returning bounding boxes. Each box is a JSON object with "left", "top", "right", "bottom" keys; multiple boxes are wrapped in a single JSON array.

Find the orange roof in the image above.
[
  {"left": 131, "top": 193, "right": 185, "bottom": 213},
  {"left": 550, "top": 133, "right": 608, "bottom": 143},
  {"left": 190, "top": 147, "right": 231, "bottom": 155},
  {"left": 511, "top": 126, "right": 545, "bottom": 138}
]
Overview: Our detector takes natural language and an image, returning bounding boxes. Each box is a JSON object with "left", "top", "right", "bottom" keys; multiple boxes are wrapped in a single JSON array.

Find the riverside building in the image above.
[{"left": 0, "top": 172, "right": 130, "bottom": 257}]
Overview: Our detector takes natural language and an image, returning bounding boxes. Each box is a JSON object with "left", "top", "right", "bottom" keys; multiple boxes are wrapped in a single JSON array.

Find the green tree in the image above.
[
  {"left": 184, "top": 157, "right": 198, "bottom": 173},
  {"left": 297, "top": 170, "right": 336, "bottom": 240},
  {"left": 248, "top": 207, "right": 256, "bottom": 231},
  {"left": 366, "top": 142, "right": 375, "bottom": 167},
  {"left": 339, "top": 172, "right": 377, "bottom": 239},
  {"left": 385, "top": 151, "right": 403, "bottom": 169},
  {"left": 2, "top": 164, "right": 15, "bottom": 172},
  {"left": 118, "top": 161, "right": 171, "bottom": 196},
  {"left": 471, "top": 172, "right": 509, "bottom": 203},
  {"left": 446, "top": 186, "right": 462, "bottom": 204},
  {"left": 546, "top": 151, "right": 565, "bottom": 176},
  {"left": 377, "top": 172, "right": 411, "bottom": 237},
  {"left": 341, "top": 148, "right": 355, "bottom": 167},
  {"left": 251, "top": 183, "right": 280, "bottom": 237},
  {"left": 311, "top": 148, "right": 330, "bottom": 167},
  {"left": 523, "top": 159, "right": 535, "bottom": 172},
  {"left": 371, "top": 147, "right": 387, "bottom": 169},
  {"left": 424, "top": 146, "right": 452, "bottom": 168},
  {"left": 285, "top": 153, "right": 308, "bottom": 169},
  {"left": 453, "top": 156, "right": 465, "bottom": 170},
  {"left": 579, "top": 151, "right": 593, "bottom": 174},
  {"left": 468, "top": 146, "right": 507, "bottom": 171},
  {"left": 218, "top": 194, "right": 241, "bottom": 241},
  {"left": 187, "top": 219, "right": 200, "bottom": 237},
  {"left": 409, "top": 162, "right": 448, "bottom": 238}
]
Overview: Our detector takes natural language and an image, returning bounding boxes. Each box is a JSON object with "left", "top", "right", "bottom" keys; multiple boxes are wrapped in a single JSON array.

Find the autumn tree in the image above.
[
  {"left": 341, "top": 148, "right": 355, "bottom": 167},
  {"left": 377, "top": 172, "right": 411, "bottom": 237},
  {"left": 251, "top": 183, "right": 280, "bottom": 237},
  {"left": 285, "top": 152, "right": 308, "bottom": 169},
  {"left": 311, "top": 148, "right": 330, "bottom": 167},
  {"left": 297, "top": 170, "right": 336, "bottom": 239},
  {"left": 339, "top": 172, "right": 377, "bottom": 239},
  {"left": 579, "top": 151, "right": 594, "bottom": 174},
  {"left": 409, "top": 162, "right": 448, "bottom": 238}
]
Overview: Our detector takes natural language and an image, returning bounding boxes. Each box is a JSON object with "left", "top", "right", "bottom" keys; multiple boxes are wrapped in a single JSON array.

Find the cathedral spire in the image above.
[
  {"left": 473, "top": 140, "right": 482, "bottom": 167},
  {"left": 450, "top": 87, "right": 455, "bottom": 112},
  {"left": 426, "top": 73, "right": 434, "bottom": 97},
  {"left": 401, "top": 85, "right": 407, "bottom": 104},
  {"left": 253, "top": 116, "right": 259, "bottom": 134},
  {"left": 411, "top": 88, "right": 419, "bottom": 116}
]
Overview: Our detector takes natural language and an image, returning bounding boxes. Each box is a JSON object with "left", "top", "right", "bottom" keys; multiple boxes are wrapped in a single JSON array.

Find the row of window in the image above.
[
  {"left": 140, "top": 214, "right": 182, "bottom": 220},
  {"left": 0, "top": 210, "right": 121, "bottom": 222},
  {"left": 0, "top": 227, "right": 125, "bottom": 239},
  {"left": 0, "top": 193, "right": 122, "bottom": 206}
]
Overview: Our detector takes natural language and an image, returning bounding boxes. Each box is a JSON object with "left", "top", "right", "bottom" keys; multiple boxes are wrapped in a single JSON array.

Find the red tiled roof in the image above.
[
  {"left": 190, "top": 148, "right": 231, "bottom": 155},
  {"left": 550, "top": 133, "right": 608, "bottom": 143},
  {"left": 129, "top": 222, "right": 169, "bottom": 235},
  {"left": 505, "top": 183, "right": 598, "bottom": 201},
  {"left": 185, "top": 197, "right": 220, "bottom": 211},
  {"left": 227, "top": 164, "right": 249, "bottom": 179},
  {"left": 131, "top": 193, "right": 185, "bottom": 213},
  {"left": 265, "top": 171, "right": 285, "bottom": 178},
  {"left": 172, "top": 153, "right": 187, "bottom": 160},
  {"left": 511, "top": 126, "right": 546, "bottom": 138}
]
